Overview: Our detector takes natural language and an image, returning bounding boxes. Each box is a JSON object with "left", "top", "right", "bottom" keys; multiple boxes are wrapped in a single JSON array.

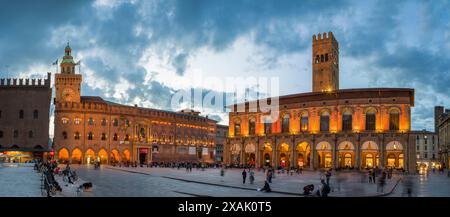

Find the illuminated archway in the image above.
[
  {"left": 71, "top": 148, "right": 82, "bottom": 164},
  {"left": 98, "top": 149, "right": 108, "bottom": 164},
  {"left": 361, "top": 141, "right": 379, "bottom": 169},
  {"left": 261, "top": 143, "right": 273, "bottom": 167},
  {"left": 85, "top": 149, "right": 95, "bottom": 164},
  {"left": 111, "top": 149, "right": 120, "bottom": 163},
  {"left": 279, "top": 143, "right": 290, "bottom": 168},
  {"left": 296, "top": 142, "right": 311, "bottom": 168},
  {"left": 58, "top": 148, "right": 69, "bottom": 163},
  {"left": 123, "top": 149, "right": 130, "bottom": 162},
  {"left": 244, "top": 143, "right": 256, "bottom": 165},
  {"left": 338, "top": 141, "right": 355, "bottom": 168},
  {"left": 316, "top": 141, "right": 332, "bottom": 168},
  {"left": 386, "top": 141, "right": 403, "bottom": 169}
]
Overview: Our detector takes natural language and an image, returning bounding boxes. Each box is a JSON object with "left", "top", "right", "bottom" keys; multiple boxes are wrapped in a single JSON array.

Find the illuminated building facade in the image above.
[
  {"left": 225, "top": 32, "right": 416, "bottom": 171},
  {"left": 54, "top": 44, "right": 217, "bottom": 165}
]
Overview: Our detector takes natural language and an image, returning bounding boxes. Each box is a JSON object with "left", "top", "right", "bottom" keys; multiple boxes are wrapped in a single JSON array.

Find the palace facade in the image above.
[
  {"left": 0, "top": 73, "right": 52, "bottom": 162},
  {"left": 225, "top": 32, "right": 416, "bottom": 171},
  {"left": 54, "top": 44, "right": 217, "bottom": 165}
]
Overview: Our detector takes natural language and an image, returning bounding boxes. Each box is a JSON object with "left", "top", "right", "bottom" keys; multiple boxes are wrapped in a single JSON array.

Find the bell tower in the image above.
[
  {"left": 312, "top": 32, "right": 339, "bottom": 92},
  {"left": 55, "top": 42, "right": 82, "bottom": 103}
]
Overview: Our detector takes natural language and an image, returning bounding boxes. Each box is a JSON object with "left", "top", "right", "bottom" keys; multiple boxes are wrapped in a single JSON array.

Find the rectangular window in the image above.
[
  {"left": 320, "top": 116, "right": 330, "bottom": 132},
  {"left": 234, "top": 124, "right": 241, "bottom": 136},
  {"left": 300, "top": 117, "right": 308, "bottom": 132},
  {"left": 416, "top": 145, "right": 419, "bottom": 151},
  {"left": 282, "top": 117, "right": 290, "bottom": 133},
  {"left": 424, "top": 153, "right": 428, "bottom": 159},
  {"left": 365, "top": 114, "right": 376, "bottom": 131},
  {"left": 342, "top": 114, "right": 352, "bottom": 131},
  {"left": 264, "top": 122, "right": 272, "bottom": 134},
  {"left": 249, "top": 121, "right": 255, "bottom": 135},
  {"left": 424, "top": 146, "right": 427, "bottom": 151},
  {"left": 389, "top": 113, "right": 399, "bottom": 131}
]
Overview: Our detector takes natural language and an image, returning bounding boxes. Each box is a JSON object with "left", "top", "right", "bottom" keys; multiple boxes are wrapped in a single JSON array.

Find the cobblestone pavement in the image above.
[
  {"left": 100, "top": 166, "right": 399, "bottom": 197},
  {"left": 70, "top": 165, "right": 295, "bottom": 197},
  {"left": 5, "top": 163, "right": 450, "bottom": 197},
  {"left": 389, "top": 171, "right": 450, "bottom": 197},
  {"left": 0, "top": 163, "right": 42, "bottom": 197}
]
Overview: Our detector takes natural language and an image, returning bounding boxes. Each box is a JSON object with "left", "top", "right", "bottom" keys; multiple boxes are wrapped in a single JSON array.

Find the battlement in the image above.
[
  {"left": 0, "top": 72, "right": 51, "bottom": 88},
  {"left": 313, "top": 31, "right": 337, "bottom": 44}
]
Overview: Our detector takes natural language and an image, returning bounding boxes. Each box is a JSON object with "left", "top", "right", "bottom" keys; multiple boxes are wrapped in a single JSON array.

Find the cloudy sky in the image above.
[{"left": 1, "top": 0, "right": 449, "bottom": 136}]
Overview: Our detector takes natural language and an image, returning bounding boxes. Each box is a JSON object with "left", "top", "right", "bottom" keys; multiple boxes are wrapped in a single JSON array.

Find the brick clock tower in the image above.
[
  {"left": 312, "top": 32, "right": 339, "bottom": 92},
  {"left": 55, "top": 43, "right": 82, "bottom": 104}
]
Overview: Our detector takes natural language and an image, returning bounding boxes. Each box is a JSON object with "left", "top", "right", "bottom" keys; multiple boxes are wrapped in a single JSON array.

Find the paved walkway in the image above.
[
  {"left": 104, "top": 166, "right": 399, "bottom": 197},
  {"left": 0, "top": 163, "right": 42, "bottom": 197}
]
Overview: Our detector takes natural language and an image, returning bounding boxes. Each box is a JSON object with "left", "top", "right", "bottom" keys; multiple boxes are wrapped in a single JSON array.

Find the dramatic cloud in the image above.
[{"left": 1, "top": 0, "right": 449, "bottom": 134}]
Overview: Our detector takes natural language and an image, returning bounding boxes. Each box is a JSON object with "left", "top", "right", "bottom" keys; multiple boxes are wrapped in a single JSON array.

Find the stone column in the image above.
[
  {"left": 404, "top": 139, "right": 408, "bottom": 171},
  {"left": 272, "top": 142, "right": 278, "bottom": 168},
  {"left": 255, "top": 141, "right": 260, "bottom": 168},
  {"left": 332, "top": 141, "right": 337, "bottom": 169},
  {"left": 380, "top": 137, "right": 385, "bottom": 169},
  {"left": 355, "top": 141, "right": 361, "bottom": 169},
  {"left": 311, "top": 139, "right": 316, "bottom": 170},
  {"left": 240, "top": 142, "right": 245, "bottom": 165}
]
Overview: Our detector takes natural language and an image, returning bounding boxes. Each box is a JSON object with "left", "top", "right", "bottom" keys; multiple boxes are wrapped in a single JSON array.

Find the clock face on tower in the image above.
[{"left": 62, "top": 88, "right": 74, "bottom": 101}]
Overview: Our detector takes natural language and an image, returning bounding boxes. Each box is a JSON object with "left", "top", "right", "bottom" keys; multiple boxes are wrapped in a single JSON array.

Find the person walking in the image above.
[
  {"left": 267, "top": 169, "right": 273, "bottom": 183},
  {"left": 220, "top": 166, "right": 225, "bottom": 182},
  {"left": 249, "top": 169, "right": 255, "bottom": 184},
  {"left": 325, "top": 170, "right": 332, "bottom": 185},
  {"left": 368, "top": 170, "right": 373, "bottom": 183},
  {"left": 320, "top": 179, "right": 331, "bottom": 197},
  {"left": 242, "top": 169, "right": 247, "bottom": 184}
]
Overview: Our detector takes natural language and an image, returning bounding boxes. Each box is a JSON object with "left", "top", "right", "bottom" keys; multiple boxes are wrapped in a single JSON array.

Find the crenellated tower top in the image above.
[{"left": 312, "top": 31, "right": 339, "bottom": 92}]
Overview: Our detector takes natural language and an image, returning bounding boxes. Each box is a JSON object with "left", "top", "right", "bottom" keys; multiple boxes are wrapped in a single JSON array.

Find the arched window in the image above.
[
  {"left": 28, "top": 130, "right": 33, "bottom": 138},
  {"left": 315, "top": 55, "right": 320, "bottom": 64},
  {"left": 248, "top": 118, "right": 256, "bottom": 135},
  {"left": 33, "top": 110, "right": 38, "bottom": 119},
  {"left": 88, "top": 132, "right": 93, "bottom": 140},
  {"left": 113, "top": 119, "right": 118, "bottom": 126},
  {"left": 62, "top": 117, "right": 69, "bottom": 124},
  {"left": 19, "top": 110, "right": 24, "bottom": 119},
  {"left": 325, "top": 53, "right": 329, "bottom": 62},
  {"left": 389, "top": 109, "right": 400, "bottom": 131},
  {"left": 281, "top": 114, "right": 290, "bottom": 133},
  {"left": 321, "top": 55, "right": 324, "bottom": 62},
  {"left": 125, "top": 119, "right": 130, "bottom": 127},
  {"left": 101, "top": 133, "right": 106, "bottom": 141},
  {"left": 74, "top": 118, "right": 81, "bottom": 125},
  {"left": 234, "top": 120, "right": 241, "bottom": 136},
  {"left": 101, "top": 118, "right": 107, "bottom": 126},
  {"left": 88, "top": 117, "right": 94, "bottom": 126},
  {"left": 300, "top": 112, "right": 309, "bottom": 132},
  {"left": 13, "top": 130, "right": 18, "bottom": 138},
  {"left": 62, "top": 131, "right": 67, "bottom": 140},
  {"left": 125, "top": 134, "right": 130, "bottom": 141},
  {"left": 365, "top": 108, "right": 376, "bottom": 131},
  {"left": 320, "top": 110, "right": 330, "bottom": 132},
  {"left": 342, "top": 110, "right": 352, "bottom": 131},
  {"left": 113, "top": 133, "right": 118, "bottom": 141},
  {"left": 74, "top": 132, "right": 81, "bottom": 140}
]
